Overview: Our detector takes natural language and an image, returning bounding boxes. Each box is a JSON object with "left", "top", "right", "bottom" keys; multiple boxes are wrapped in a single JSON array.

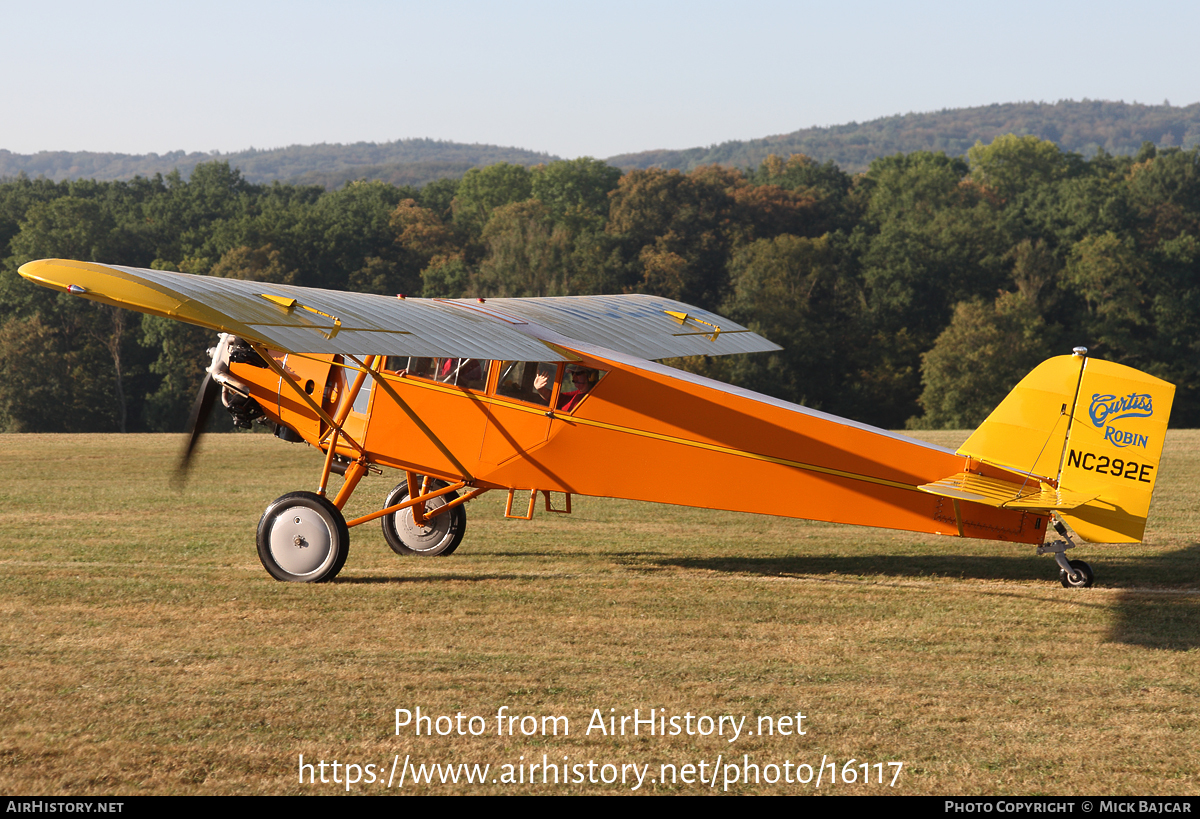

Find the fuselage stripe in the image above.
[{"left": 312, "top": 356, "right": 923, "bottom": 494}]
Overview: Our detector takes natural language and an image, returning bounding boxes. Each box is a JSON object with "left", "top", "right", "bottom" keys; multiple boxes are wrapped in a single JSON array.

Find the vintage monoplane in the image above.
[{"left": 19, "top": 259, "right": 1176, "bottom": 587}]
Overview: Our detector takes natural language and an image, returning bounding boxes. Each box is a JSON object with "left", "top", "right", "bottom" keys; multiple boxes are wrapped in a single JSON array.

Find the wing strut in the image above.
[{"left": 314, "top": 355, "right": 378, "bottom": 499}]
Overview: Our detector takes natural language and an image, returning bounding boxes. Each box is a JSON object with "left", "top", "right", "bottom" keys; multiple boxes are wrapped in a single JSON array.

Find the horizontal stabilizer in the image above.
[{"left": 918, "top": 472, "right": 1097, "bottom": 511}]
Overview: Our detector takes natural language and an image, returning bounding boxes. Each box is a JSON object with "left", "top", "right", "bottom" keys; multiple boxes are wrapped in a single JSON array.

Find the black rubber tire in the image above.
[
  {"left": 256, "top": 491, "right": 350, "bottom": 582},
  {"left": 381, "top": 478, "right": 466, "bottom": 556},
  {"left": 1059, "top": 559, "right": 1094, "bottom": 588}
]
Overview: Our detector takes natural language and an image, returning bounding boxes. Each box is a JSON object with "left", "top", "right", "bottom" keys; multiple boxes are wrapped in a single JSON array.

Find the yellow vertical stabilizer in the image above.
[
  {"left": 1057, "top": 358, "right": 1174, "bottom": 542},
  {"left": 958, "top": 355, "right": 1083, "bottom": 480},
  {"left": 958, "top": 354, "right": 1174, "bottom": 543}
]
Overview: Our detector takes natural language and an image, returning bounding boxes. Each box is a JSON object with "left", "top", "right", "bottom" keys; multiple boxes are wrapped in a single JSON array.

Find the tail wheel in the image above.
[
  {"left": 256, "top": 492, "right": 350, "bottom": 582},
  {"left": 1060, "top": 559, "right": 1094, "bottom": 589},
  {"left": 381, "top": 478, "right": 466, "bottom": 556}
]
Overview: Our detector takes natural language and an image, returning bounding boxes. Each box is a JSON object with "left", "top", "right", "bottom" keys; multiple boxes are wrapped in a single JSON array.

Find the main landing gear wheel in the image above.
[
  {"left": 256, "top": 491, "right": 350, "bottom": 582},
  {"left": 381, "top": 478, "right": 466, "bottom": 556},
  {"left": 1060, "top": 559, "right": 1094, "bottom": 589}
]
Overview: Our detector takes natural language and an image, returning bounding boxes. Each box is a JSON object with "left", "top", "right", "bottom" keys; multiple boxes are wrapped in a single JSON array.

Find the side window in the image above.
[
  {"left": 556, "top": 365, "right": 607, "bottom": 413},
  {"left": 386, "top": 356, "right": 436, "bottom": 379},
  {"left": 495, "top": 361, "right": 557, "bottom": 406},
  {"left": 436, "top": 358, "right": 490, "bottom": 390},
  {"left": 384, "top": 356, "right": 491, "bottom": 392},
  {"left": 352, "top": 378, "right": 372, "bottom": 414}
]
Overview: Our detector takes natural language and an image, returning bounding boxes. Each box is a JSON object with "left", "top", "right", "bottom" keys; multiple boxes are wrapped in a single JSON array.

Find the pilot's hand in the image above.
[{"left": 534, "top": 371, "right": 549, "bottom": 392}]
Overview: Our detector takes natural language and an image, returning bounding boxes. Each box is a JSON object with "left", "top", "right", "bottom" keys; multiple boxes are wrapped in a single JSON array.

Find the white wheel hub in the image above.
[{"left": 268, "top": 505, "right": 334, "bottom": 576}]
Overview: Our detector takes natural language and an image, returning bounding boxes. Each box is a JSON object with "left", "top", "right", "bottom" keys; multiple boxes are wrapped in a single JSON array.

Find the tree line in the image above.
[{"left": 1, "top": 136, "right": 1198, "bottom": 434}]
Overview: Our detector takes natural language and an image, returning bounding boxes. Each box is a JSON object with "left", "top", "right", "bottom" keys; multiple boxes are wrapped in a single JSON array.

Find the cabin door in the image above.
[{"left": 478, "top": 360, "right": 557, "bottom": 466}]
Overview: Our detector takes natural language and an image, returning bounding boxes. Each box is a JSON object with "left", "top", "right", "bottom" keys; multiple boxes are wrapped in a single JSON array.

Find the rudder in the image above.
[{"left": 1058, "top": 358, "right": 1174, "bottom": 542}]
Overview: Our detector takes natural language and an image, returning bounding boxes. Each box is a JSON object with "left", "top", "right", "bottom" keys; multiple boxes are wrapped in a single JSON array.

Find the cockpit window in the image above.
[
  {"left": 556, "top": 365, "right": 606, "bottom": 412},
  {"left": 492, "top": 361, "right": 607, "bottom": 412},
  {"left": 495, "top": 361, "right": 556, "bottom": 406},
  {"left": 384, "top": 356, "right": 491, "bottom": 391}
]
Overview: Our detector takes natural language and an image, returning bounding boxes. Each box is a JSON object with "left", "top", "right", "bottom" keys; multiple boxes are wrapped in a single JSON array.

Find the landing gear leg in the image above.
[
  {"left": 381, "top": 477, "right": 467, "bottom": 556},
  {"left": 1036, "top": 516, "right": 1094, "bottom": 588}
]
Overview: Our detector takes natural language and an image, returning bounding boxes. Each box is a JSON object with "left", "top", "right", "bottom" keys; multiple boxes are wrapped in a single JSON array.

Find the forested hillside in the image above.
[
  {"left": 610, "top": 100, "right": 1200, "bottom": 173},
  {"left": 2, "top": 138, "right": 1198, "bottom": 436},
  {"left": 0, "top": 139, "right": 558, "bottom": 187}
]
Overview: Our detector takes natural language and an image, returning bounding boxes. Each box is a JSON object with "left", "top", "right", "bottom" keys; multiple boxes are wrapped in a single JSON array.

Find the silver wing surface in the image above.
[
  {"left": 19, "top": 259, "right": 779, "bottom": 360},
  {"left": 474, "top": 294, "right": 781, "bottom": 360}
]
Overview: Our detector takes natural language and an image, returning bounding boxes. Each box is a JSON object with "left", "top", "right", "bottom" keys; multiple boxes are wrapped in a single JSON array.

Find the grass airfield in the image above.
[{"left": 0, "top": 431, "right": 1197, "bottom": 795}]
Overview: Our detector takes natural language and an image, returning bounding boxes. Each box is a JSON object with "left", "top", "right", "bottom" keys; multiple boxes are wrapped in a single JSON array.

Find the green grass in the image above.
[{"left": 1, "top": 431, "right": 1197, "bottom": 794}]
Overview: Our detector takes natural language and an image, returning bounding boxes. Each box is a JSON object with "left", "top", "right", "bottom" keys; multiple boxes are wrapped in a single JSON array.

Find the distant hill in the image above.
[
  {"left": 0, "top": 139, "right": 559, "bottom": 187},
  {"left": 4, "top": 101, "right": 1199, "bottom": 186},
  {"left": 607, "top": 100, "right": 1200, "bottom": 173}
]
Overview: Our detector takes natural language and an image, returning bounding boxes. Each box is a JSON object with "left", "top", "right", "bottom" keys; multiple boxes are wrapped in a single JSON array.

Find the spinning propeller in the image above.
[{"left": 177, "top": 371, "right": 220, "bottom": 478}]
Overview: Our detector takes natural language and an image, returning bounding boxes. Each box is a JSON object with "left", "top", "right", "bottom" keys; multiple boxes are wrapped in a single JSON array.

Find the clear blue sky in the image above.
[{"left": 3, "top": 0, "right": 1197, "bottom": 159}]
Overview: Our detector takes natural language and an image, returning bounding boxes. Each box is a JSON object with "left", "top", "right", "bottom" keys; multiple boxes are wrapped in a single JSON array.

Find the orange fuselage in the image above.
[{"left": 238, "top": 346, "right": 1048, "bottom": 545}]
